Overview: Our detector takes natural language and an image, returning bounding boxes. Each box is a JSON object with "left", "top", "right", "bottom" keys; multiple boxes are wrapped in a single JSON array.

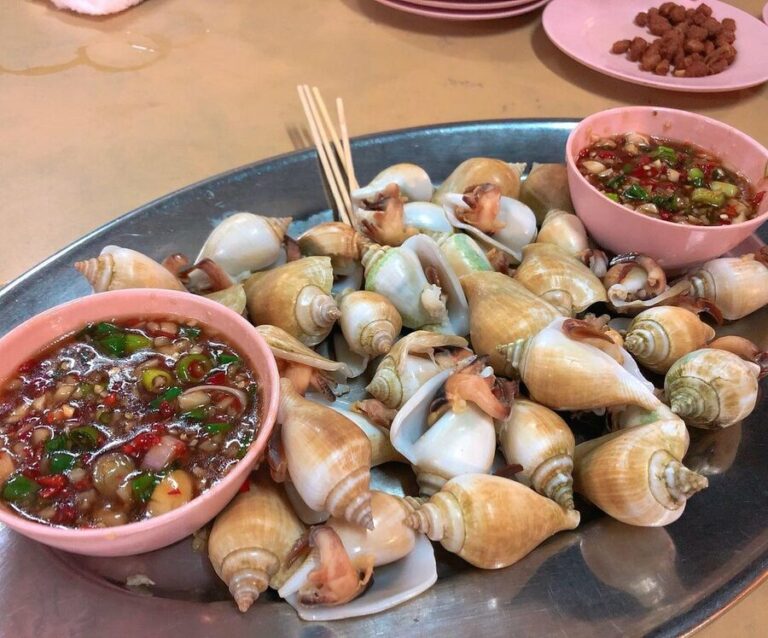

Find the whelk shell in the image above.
[
  {"left": 75, "top": 246, "right": 186, "bottom": 292},
  {"left": 365, "top": 330, "right": 469, "bottom": 409},
  {"left": 403, "top": 202, "right": 453, "bottom": 234},
  {"left": 497, "top": 399, "right": 575, "bottom": 509},
  {"left": 624, "top": 306, "right": 716, "bottom": 374},
  {"left": 497, "top": 317, "right": 660, "bottom": 411},
  {"left": 573, "top": 409, "right": 707, "bottom": 526},
  {"left": 406, "top": 474, "right": 580, "bottom": 569},
  {"left": 665, "top": 348, "right": 760, "bottom": 429},
  {"left": 245, "top": 256, "right": 340, "bottom": 346},
  {"left": 205, "top": 284, "right": 247, "bottom": 315},
  {"left": 518, "top": 163, "right": 574, "bottom": 224},
  {"left": 338, "top": 290, "right": 402, "bottom": 357},
  {"left": 278, "top": 378, "right": 374, "bottom": 530},
  {"left": 297, "top": 222, "right": 361, "bottom": 276},
  {"left": 433, "top": 158, "right": 525, "bottom": 203},
  {"left": 433, "top": 232, "right": 493, "bottom": 278},
  {"left": 352, "top": 163, "right": 434, "bottom": 204},
  {"left": 196, "top": 213, "right": 291, "bottom": 281},
  {"left": 460, "top": 271, "right": 560, "bottom": 375},
  {"left": 514, "top": 243, "right": 607, "bottom": 316},
  {"left": 208, "top": 471, "right": 306, "bottom": 612}
]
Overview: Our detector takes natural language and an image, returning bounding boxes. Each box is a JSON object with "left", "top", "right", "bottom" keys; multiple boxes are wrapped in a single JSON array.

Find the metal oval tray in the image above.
[{"left": 1, "top": 120, "right": 767, "bottom": 638}]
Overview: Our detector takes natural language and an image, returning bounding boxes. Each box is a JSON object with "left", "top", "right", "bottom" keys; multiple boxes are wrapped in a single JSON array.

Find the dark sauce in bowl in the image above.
[
  {"left": 0, "top": 318, "right": 261, "bottom": 528},
  {"left": 577, "top": 132, "right": 763, "bottom": 226}
]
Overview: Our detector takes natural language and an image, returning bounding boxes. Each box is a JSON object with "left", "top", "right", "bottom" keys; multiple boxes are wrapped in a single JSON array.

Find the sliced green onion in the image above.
[
  {"left": 69, "top": 425, "right": 100, "bottom": 450},
  {"left": 49, "top": 451, "right": 77, "bottom": 474},
  {"left": 131, "top": 472, "right": 159, "bottom": 503},
  {"left": 652, "top": 145, "right": 677, "bottom": 163},
  {"left": 605, "top": 193, "right": 620, "bottom": 202},
  {"left": 623, "top": 184, "right": 648, "bottom": 201},
  {"left": 45, "top": 434, "right": 69, "bottom": 453},
  {"left": 710, "top": 181, "right": 739, "bottom": 198},
  {"left": 2, "top": 475, "right": 39, "bottom": 501},
  {"left": 605, "top": 175, "right": 626, "bottom": 190},
  {"left": 141, "top": 368, "right": 174, "bottom": 393},
  {"left": 179, "top": 326, "right": 202, "bottom": 340},
  {"left": 97, "top": 333, "right": 127, "bottom": 357},
  {"left": 183, "top": 407, "right": 207, "bottom": 421},
  {"left": 176, "top": 354, "right": 212, "bottom": 383},
  {"left": 150, "top": 386, "right": 182, "bottom": 408},
  {"left": 205, "top": 422, "right": 232, "bottom": 435},
  {"left": 125, "top": 333, "right": 152, "bottom": 353},
  {"left": 217, "top": 353, "right": 241, "bottom": 365},
  {"left": 691, "top": 188, "right": 725, "bottom": 207},
  {"left": 91, "top": 322, "right": 121, "bottom": 337}
]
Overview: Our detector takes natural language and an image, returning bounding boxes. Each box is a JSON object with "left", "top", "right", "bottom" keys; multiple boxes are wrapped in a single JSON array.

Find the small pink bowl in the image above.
[
  {"left": 0, "top": 289, "right": 279, "bottom": 556},
  {"left": 566, "top": 107, "right": 768, "bottom": 271}
]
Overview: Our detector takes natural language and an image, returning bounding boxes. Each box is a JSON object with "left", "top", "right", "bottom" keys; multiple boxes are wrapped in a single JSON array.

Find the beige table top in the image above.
[{"left": 1, "top": 0, "right": 767, "bottom": 633}]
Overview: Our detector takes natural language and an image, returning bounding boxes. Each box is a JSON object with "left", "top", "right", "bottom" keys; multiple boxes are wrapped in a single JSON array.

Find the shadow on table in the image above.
[{"left": 528, "top": 21, "right": 763, "bottom": 111}]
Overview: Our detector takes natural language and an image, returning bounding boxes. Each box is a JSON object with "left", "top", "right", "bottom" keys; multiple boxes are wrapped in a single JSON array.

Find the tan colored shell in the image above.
[
  {"left": 518, "top": 163, "right": 574, "bottom": 224},
  {"left": 665, "top": 348, "right": 760, "bottom": 429},
  {"left": 514, "top": 243, "right": 607, "bottom": 316},
  {"left": 406, "top": 474, "right": 580, "bottom": 569},
  {"left": 536, "top": 210, "right": 588, "bottom": 257},
  {"left": 297, "top": 222, "right": 361, "bottom": 275},
  {"left": 433, "top": 158, "right": 525, "bottom": 202},
  {"left": 573, "top": 409, "right": 707, "bottom": 526},
  {"left": 278, "top": 378, "right": 374, "bottom": 529},
  {"left": 244, "top": 256, "right": 340, "bottom": 346},
  {"left": 460, "top": 271, "right": 560, "bottom": 375},
  {"left": 497, "top": 399, "right": 575, "bottom": 509},
  {"left": 328, "top": 491, "right": 417, "bottom": 567},
  {"left": 624, "top": 306, "right": 716, "bottom": 374},
  {"left": 256, "top": 324, "right": 350, "bottom": 376},
  {"left": 338, "top": 290, "right": 403, "bottom": 357},
  {"left": 687, "top": 252, "right": 768, "bottom": 321},
  {"left": 74, "top": 245, "right": 186, "bottom": 292},
  {"left": 365, "top": 331, "right": 469, "bottom": 409},
  {"left": 205, "top": 284, "right": 247, "bottom": 315},
  {"left": 209, "top": 472, "right": 306, "bottom": 612},
  {"left": 498, "top": 317, "right": 660, "bottom": 411}
]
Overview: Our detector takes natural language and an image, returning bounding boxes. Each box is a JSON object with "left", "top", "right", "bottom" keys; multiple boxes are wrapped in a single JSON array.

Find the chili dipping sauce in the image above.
[
  {"left": 0, "top": 318, "right": 261, "bottom": 529},
  {"left": 577, "top": 132, "right": 763, "bottom": 226}
]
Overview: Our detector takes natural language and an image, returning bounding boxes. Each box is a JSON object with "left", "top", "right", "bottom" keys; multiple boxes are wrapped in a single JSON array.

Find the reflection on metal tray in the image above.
[{"left": 0, "top": 120, "right": 766, "bottom": 638}]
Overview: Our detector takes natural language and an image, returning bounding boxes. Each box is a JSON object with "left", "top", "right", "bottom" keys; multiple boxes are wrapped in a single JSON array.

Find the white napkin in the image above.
[{"left": 50, "top": 0, "right": 146, "bottom": 15}]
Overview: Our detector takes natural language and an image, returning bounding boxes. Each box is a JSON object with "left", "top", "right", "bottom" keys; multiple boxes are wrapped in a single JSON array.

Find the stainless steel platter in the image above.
[{"left": 1, "top": 120, "right": 766, "bottom": 638}]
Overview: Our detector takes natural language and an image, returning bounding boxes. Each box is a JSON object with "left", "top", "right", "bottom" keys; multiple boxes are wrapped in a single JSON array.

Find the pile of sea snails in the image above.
[{"left": 73, "top": 158, "right": 768, "bottom": 620}]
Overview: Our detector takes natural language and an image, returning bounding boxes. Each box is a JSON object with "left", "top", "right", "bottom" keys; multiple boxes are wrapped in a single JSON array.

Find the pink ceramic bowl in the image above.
[
  {"left": 566, "top": 106, "right": 768, "bottom": 271},
  {"left": 0, "top": 289, "right": 279, "bottom": 557}
]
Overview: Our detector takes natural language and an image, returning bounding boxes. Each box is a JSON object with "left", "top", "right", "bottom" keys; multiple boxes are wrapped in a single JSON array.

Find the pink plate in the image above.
[
  {"left": 543, "top": 0, "right": 768, "bottom": 92},
  {"left": 401, "top": 0, "right": 540, "bottom": 10},
  {"left": 373, "top": 0, "right": 550, "bottom": 20}
]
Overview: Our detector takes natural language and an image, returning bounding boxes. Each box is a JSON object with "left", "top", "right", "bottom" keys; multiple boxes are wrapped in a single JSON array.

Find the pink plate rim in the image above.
[
  {"left": 399, "top": 0, "right": 540, "bottom": 10},
  {"left": 373, "top": 0, "right": 550, "bottom": 19},
  {"left": 543, "top": 0, "right": 768, "bottom": 93}
]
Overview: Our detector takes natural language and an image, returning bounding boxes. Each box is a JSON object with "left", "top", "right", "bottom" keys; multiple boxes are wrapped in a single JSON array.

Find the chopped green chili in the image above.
[
  {"left": 175, "top": 354, "right": 212, "bottom": 383},
  {"left": 49, "top": 451, "right": 77, "bottom": 474},
  {"left": 2, "top": 475, "right": 39, "bottom": 501},
  {"left": 131, "top": 473, "right": 159, "bottom": 503},
  {"left": 205, "top": 422, "right": 232, "bottom": 435}
]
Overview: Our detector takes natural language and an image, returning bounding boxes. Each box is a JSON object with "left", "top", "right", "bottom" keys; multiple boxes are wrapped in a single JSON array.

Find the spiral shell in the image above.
[
  {"left": 433, "top": 158, "right": 525, "bottom": 203},
  {"left": 498, "top": 317, "right": 660, "bottom": 411},
  {"left": 329, "top": 406, "right": 406, "bottom": 467},
  {"left": 245, "top": 257, "right": 340, "bottom": 346},
  {"left": 74, "top": 246, "right": 186, "bottom": 292},
  {"left": 406, "top": 474, "right": 580, "bottom": 569},
  {"left": 390, "top": 367, "right": 497, "bottom": 496},
  {"left": 514, "top": 243, "right": 607, "bottom": 316},
  {"left": 536, "top": 210, "right": 588, "bottom": 257},
  {"left": 574, "top": 410, "right": 707, "bottom": 526},
  {"left": 460, "top": 271, "right": 560, "bottom": 375},
  {"left": 624, "top": 306, "right": 716, "bottom": 374},
  {"left": 497, "top": 399, "right": 575, "bottom": 509},
  {"left": 403, "top": 202, "right": 453, "bottom": 234},
  {"left": 205, "top": 284, "right": 247, "bottom": 315},
  {"left": 366, "top": 331, "right": 469, "bottom": 409},
  {"left": 686, "top": 252, "right": 768, "bottom": 321},
  {"left": 297, "top": 222, "right": 361, "bottom": 275},
  {"left": 434, "top": 233, "right": 492, "bottom": 278},
  {"left": 352, "top": 163, "right": 434, "bottom": 204},
  {"left": 255, "top": 324, "right": 351, "bottom": 378},
  {"left": 196, "top": 213, "right": 291, "bottom": 280},
  {"left": 278, "top": 378, "right": 374, "bottom": 529},
  {"left": 208, "top": 472, "right": 305, "bottom": 612},
  {"left": 361, "top": 243, "right": 447, "bottom": 331},
  {"left": 338, "top": 290, "right": 402, "bottom": 357},
  {"left": 518, "top": 163, "right": 573, "bottom": 224},
  {"left": 665, "top": 348, "right": 760, "bottom": 429}
]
